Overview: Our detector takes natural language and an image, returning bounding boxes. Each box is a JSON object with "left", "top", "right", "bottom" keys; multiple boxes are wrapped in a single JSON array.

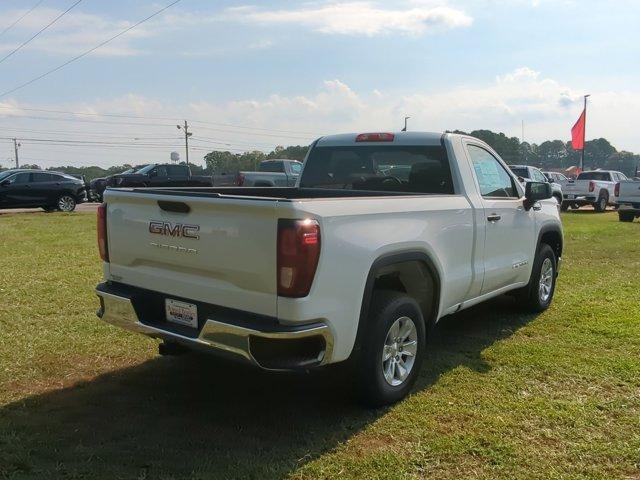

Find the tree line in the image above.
[{"left": 2, "top": 131, "right": 638, "bottom": 180}]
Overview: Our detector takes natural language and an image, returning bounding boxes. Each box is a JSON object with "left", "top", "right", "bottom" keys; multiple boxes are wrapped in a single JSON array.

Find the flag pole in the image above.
[{"left": 581, "top": 94, "right": 590, "bottom": 171}]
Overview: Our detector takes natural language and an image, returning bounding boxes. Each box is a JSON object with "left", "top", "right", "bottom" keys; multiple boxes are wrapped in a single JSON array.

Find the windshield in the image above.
[
  {"left": 0, "top": 170, "right": 17, "bottom": 181},
  {"left": 133, "top": 164, "right": 155, "bottom": 174},
  {"left": 578, "top": 171, "right": 610, "bottom": 181},
  {"left": 509, "top": 167, "right": 530, "bottom": 179},
  {"left": 300, "top": 145, "right": 453, "bottom": 194}
]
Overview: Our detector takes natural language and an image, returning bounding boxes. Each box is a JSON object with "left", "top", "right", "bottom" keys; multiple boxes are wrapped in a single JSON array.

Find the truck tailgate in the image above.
[
  {"left": 104, "top": 190, "right": 279, "bottom": 316},
  {"left": 619, "top": 181, "right": 640, "bottom": 204},
  {"left": 563, "top": 179, "right": 589, "bottom": 195}
]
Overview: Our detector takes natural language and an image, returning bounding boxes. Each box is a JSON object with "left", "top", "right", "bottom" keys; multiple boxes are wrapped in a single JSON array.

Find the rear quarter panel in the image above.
[{"left": 276, "top": 195, "right": 475, "bottom": 362}]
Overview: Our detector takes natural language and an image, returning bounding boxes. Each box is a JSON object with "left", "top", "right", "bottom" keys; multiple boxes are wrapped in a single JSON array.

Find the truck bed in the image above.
[{"left": 116, "top": 186, "right": 434, "bottom": 200}]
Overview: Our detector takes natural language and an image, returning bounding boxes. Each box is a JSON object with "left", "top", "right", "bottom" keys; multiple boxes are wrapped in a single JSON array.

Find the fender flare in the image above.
[
  {"left": 535, "top": 223, "right": 563, "bottom": 263},
  {"left": 351, "top": 250, "right": 442, "bottom": 357}
]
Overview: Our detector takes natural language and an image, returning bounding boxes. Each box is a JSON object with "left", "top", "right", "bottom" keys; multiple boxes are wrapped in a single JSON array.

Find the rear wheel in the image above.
[
  {"left": 517, "top": 244, "right": 557, "bottom": 312},
  {"left": 354, "top": 291, "right": 426, "bottom": 407},
  {"left": 57, "top": 194, "right": 76, "bottom": 212},
  {"left": 619, "top": 211, "right": 635, "bottom": 222},
  {"left": 593, "top": 192, "right": 608, "bottom": 212}
]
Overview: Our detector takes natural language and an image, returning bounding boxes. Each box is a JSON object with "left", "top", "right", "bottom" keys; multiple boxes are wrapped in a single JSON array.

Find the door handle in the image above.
[{"left": 487, "top": 214, "right": 501, "bottom": 222}]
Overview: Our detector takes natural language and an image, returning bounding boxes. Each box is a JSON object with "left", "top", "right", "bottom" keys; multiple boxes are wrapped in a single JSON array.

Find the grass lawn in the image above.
[{"left": 0, "top": 210, "right": 639, "bottom": 479}]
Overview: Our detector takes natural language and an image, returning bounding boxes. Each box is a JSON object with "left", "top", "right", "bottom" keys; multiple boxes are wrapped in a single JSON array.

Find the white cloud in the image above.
[
  {"left": 0, "top": 8, "right": 157, "bottom": 57},
  {"left": 224, "top": 2, "right": 473, "bottom": 36},
  {"left": 2, "top": 68, "right": 640, "bottom": 169}
]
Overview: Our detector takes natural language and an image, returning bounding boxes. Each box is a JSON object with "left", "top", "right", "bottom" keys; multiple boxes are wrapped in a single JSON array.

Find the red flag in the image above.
[{"left": 571, "top": 109, "right": 586, "bottom": 150}]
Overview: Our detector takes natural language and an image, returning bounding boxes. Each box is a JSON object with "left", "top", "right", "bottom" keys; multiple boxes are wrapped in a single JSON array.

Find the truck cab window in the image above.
[{"left": 468, "top": 145, "right": 517, "bottom": 198}]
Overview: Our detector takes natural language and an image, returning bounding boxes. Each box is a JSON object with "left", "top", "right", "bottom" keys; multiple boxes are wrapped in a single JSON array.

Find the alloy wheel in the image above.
[
  {"left": 381, "top": 316, "right": 418, "bottom": 387},
  {"left": 539, "top": 257, "right": 554, "bottom": 303}
]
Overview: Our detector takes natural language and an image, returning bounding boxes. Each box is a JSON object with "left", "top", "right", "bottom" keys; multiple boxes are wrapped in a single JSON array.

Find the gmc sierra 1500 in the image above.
[{"left": 95, "top": 131, "right": 563, "bottom": 406}]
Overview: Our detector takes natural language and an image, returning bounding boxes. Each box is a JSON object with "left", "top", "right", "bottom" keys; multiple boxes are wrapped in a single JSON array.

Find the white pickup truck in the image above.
[
  {"left": 95, "top": 131, "right": 563, "bottom": 406},
  {"left": 562, "top": 170, "right": 629, "bottom": 211},
  {"left": 615, "top": 179, "right": 640, "bottom": 222}
]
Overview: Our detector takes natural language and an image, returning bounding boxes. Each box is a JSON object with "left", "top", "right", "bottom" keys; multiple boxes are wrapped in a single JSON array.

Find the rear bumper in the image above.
[
  {"left": 562, "top": 194, "right": 596, "bottom": 204},
  {"left": 95, "top": 282, "right": 334, "bottom": 370}
]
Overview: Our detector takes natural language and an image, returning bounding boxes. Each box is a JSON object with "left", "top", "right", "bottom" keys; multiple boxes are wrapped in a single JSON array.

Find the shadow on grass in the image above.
[{"left": 0, "top": 296, "right": 537, "bottom": 479}]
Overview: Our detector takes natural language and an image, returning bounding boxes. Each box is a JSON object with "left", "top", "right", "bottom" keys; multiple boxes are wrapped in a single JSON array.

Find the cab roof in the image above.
[{"left": 315, "top": 131, "right": 445, "bottom": 147}]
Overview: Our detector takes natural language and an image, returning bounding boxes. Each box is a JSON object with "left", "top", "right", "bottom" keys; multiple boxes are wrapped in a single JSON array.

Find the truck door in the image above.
[
  {"left": 167, "top": 165, "right": 190, "bottom": 186},
  {"left": 466, "top": 144, "right": 536, "bottom": 294}
]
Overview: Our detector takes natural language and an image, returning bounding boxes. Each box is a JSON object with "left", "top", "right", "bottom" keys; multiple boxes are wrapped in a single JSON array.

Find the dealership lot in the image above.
[{"left": 0, "top": 211, "right": 638, "bottom": 479}]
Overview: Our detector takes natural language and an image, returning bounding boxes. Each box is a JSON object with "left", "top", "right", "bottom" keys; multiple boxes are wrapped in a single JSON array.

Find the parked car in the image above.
[
  {"left": 562, "top": 170, "right": 628, "bottom": 212},
  {"left": 509, "top": 165, "right": 563, "bottom": 206},
  {"left": 543, "top": 171, "right": 569, "bottom": 184},
  {"left": 106, "top": 163, "right": 213, "bottom": 190},
  {"left": 95, "top": 131, "right": 562, "bottom": 406},
  {"left": 615, "top": 179, "right": 640, "bottom": 222},
  {"left": 235, "top": 159, "right": 302, "bottom": 186},
  {"left": 0, "top": 169, "right": 87, "bottom": 212}
]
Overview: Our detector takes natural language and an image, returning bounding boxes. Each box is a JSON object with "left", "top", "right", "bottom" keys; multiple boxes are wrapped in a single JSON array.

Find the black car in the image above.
[
  {"left": 0, "top": 169, "right": 87, "bottom": 212},
  {"left": 106, "top": 163, "right": 212, "bottom": 189}
]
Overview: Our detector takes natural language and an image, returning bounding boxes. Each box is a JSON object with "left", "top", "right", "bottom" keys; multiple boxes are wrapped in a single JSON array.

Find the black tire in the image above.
[
  {"left": 517, "top": 244, "right": 557, "bottom": 312},
  {"left": 354, "top": 291, "right": 426, "bottom": 407},
  {"left": 57, "top": 194, "right": 77, "bottom": 212},
  {"left": 571, "top": 203, "right": 581, "bottom": 210},
  {"left": 619, "top": 211, "right": 635, "bottom": 223},
  {"left": 560, "top": 202, "right": 569, "bottom": 212},
  {"left": 593, "top": 192, "right": 608, "bottom": 212}
]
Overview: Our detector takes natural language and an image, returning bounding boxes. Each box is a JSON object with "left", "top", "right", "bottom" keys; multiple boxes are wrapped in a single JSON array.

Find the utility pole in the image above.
[
  {"left": 580, "top": 95, "right": 590, "bottom": 171},
  {"left": 401, "top": 116, "right": 410, "bottom": 132},
  {"left": 13, "top": 138, "right": 20, "bottom": 168},
  {"left": 176, "top": 120, "right": 192, "bottom": 165}
]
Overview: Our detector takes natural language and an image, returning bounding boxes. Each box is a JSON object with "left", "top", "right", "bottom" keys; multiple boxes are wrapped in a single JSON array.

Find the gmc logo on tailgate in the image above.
[{"left": 149, "top": 221, "right": 200, "bottom": 239}]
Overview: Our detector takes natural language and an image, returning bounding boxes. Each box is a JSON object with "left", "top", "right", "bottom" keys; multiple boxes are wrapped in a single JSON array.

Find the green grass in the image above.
[{"left": 0, "top": 210, "right": 639, "bottom": 479}]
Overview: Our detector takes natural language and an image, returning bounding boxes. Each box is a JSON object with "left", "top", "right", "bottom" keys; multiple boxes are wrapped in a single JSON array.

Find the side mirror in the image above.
[{"left": 524, "top": 181, "right": 552, "bottom": 210}]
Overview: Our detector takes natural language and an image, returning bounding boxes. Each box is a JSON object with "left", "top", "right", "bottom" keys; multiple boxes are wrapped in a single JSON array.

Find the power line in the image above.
[
  {"left": 0, "top": 104, "right": 323, "bottom": 136},
  {"left": 0, "top": 0, "right": 182, "bottom": 99},
  {"left": 0, "top": 0, "right": 84, "bottom": 66},
  {"left": 0, "top": 0, "right": 46, "bottom": 39}
]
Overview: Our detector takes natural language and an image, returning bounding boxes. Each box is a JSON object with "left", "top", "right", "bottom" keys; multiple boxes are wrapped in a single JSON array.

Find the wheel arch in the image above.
[
  {"left": 351, "top": 251, "right": 442, "bottom": 357},
  {"left": 537, "top": 224, "right": 563, "bottom": 261}
]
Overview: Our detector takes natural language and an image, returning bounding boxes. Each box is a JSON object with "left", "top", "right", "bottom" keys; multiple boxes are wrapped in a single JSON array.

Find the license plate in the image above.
[
  {"left": 165, "top": 299, "right": 198, "bottom": 328},
  {"left": 566, "top": 195, "right": 575, "bottom": 199}
]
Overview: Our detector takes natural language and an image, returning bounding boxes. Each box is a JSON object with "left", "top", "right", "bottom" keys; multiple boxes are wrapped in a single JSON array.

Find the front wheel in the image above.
[
  {"left": 354, "top": 291, "right": 426, "bottom": 407},
  {"left": 57, "top": 194, "right": 76, "bottom": 212},
  {"left": 517, "top": 244, "right": 557, "bottom": 312}
]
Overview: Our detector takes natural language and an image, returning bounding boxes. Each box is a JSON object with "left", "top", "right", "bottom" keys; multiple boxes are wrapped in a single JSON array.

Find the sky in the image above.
[{"left": 0, "top": 0, "right": 638, "bottom": 169}]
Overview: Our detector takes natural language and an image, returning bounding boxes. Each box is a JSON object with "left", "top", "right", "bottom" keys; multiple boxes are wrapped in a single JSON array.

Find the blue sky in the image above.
[{"left": 0, "top": 0, "right": 638, "bottom": 168}]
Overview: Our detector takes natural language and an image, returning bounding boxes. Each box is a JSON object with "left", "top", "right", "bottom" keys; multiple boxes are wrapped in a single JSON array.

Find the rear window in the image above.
[
  {"left": 578, "top": 171, "right": 611, "bottom": 181},
  {"left": 509, "top": 167, "right": 530, "bottom": 179},
  {"left": 259, "top": 161, "right": 284, "bottom": 173},
  {"left": 300, "top": 145, "right": 453, "bottom": 194}
]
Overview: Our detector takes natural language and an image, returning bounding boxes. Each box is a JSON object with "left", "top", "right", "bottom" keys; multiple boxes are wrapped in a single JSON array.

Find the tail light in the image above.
[
  {"left": 236, "top": 172, "right": 245, "bottom": 186},
  {"left": 614, "top": 182, "right": 620, "bottom": 197},
  {"left": 97, "top": 203, "right": 109, "bottom": 262},
  {"left": 588, "top": 181, "right": 595, "bottom": 193},
  {"left": 277, "top": 219, "right": 321, "bottom": 297}
]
